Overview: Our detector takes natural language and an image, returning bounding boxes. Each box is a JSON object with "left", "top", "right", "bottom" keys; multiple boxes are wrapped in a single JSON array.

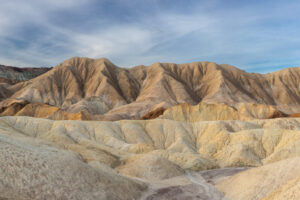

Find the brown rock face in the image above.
[
  {"left": 141, "top": 107, "right": 167, "bottom": 120},
  {"left": 288, "top": 113, "right": 300, "bottom": 117},
  {"left": 1, "top": 57, "right": 300, "bottom": 120}
]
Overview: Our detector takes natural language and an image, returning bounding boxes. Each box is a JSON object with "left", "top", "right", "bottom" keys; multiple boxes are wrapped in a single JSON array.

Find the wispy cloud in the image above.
[{"left": 0, "top": 0, "right": 300, "bottom": 72}]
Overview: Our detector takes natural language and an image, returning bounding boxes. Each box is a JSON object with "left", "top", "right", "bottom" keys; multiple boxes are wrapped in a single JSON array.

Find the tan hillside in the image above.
[
  {"left": 0, "top": 130, "right": 147, "bottom": 200},
  {"left": 217, "top": 157, "right": 300, "bottom": 200},
  {"left": 117, "top": 154, "right": 185, "bottom": 181},
  {"left": 1, "top": 116, "right": 299, "bottom": 170},
  {"left": 0, "top": 100, "right": 92, "bottom": 120},
  {"left": 1, "top": 57, "right": 300, "bottom": 120},
  {"left": 159, "top": 102, "right": 287, "bottom": 122},
  {"left": 0, "top": 100, "right": 289, "bottom": 122}
]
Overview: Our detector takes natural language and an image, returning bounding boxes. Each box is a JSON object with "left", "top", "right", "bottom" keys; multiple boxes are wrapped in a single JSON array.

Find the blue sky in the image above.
[{"left": 1, "top": 0, "right": 300, "bottom": 73}]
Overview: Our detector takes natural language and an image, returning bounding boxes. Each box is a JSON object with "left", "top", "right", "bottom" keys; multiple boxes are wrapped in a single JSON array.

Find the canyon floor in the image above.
[{"left": 0, "top": 58, "right": 300, "bottom": 200}]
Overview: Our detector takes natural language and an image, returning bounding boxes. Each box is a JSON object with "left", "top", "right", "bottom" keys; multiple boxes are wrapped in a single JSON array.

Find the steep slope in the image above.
[{"left": 1, "top": 57, "right": 300, "bottom": 120}]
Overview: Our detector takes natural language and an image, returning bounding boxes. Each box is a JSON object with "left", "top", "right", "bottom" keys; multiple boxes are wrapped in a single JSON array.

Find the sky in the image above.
[{"left": 0, "top": 0, "right": 300, "bottom": 73}]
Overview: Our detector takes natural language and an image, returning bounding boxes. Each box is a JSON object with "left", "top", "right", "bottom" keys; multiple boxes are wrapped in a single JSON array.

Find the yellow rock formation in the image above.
[{"left": 160, "top": 102, "right": 286, "bottom": 122}]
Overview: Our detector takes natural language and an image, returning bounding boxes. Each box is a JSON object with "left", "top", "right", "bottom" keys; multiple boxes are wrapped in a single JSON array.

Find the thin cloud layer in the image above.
[{"left": 0, "top": 0, "right": 300, "bottom": 72}]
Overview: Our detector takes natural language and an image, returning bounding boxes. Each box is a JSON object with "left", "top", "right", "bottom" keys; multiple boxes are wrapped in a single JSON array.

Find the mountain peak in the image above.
[{"left": 62, "top": 56, "right": 113, "bottom": 65}]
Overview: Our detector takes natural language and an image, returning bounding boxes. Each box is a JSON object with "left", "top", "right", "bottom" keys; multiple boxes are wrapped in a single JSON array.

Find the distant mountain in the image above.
[
  {"left": 1, "top": 57, "right": 300, "bottom": 120},
  {"left": 0, "top": 64, "right": 51, "bottom": 81}
]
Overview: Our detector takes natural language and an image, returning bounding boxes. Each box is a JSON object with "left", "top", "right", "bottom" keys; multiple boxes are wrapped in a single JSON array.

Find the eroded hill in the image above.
[{"left": 1, "top": 57, "right": 300, "bottom": 120}]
